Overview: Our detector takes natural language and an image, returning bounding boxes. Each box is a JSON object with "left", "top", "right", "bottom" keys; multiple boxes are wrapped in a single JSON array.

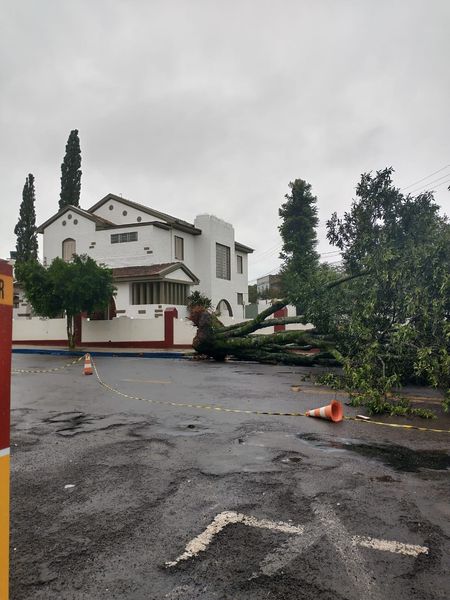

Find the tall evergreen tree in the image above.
[
  {"left": 14, "top": 173, "right": 38, "bottom": 263},
  {"left": 278, "top": 179, "right": 320, "bottom": 294},
  {"left": 59, "top": 129, "right": 82, "bottom": 209}
]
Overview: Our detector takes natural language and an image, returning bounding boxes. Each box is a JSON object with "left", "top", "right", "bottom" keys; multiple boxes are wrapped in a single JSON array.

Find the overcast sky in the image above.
[{"left": 1, "top": 0, "right": 449, "bottom": 280}]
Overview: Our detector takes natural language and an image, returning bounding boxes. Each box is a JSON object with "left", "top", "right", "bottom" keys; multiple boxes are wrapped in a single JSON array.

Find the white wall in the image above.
[
  {"left": 118, "top": 304, "right": 188, "bottom": 319},
  {"left": 193, "top": 214, "right": 249, "bottom": 319},
  {"left": 92, "top": 198, "right": 150, "bottom": 225},
  {"left": 43, "top": 213, "right": 96, "bottom": 265},
  {"left": 84, "top": 224, "right": 172, "bottom": 268},
  {"left": 13, "top": 318, "right": 67, "bottom": 340},
  {"left": 173, "top": 319, "right": 196, "bottom": 345},
  {"left": 82, "top": 317, "right": 164, "bottom": 343}
]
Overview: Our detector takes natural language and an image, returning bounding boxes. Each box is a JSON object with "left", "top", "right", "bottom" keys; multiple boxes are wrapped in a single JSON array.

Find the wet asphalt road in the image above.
[{"left": 9, "top": 354, "right": 450, "bottom": 600}]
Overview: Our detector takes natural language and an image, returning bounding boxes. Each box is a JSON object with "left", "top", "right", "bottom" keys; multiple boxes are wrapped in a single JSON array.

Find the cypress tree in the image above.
[
  {"left": 279, "top": 179, "right": 320, "bottom": 281},
  {"left": 14, "top": 173, "right": 39, "bottom": 263},
  {"left": 59, "top": 129, "right": 82, "bottom": 209}
]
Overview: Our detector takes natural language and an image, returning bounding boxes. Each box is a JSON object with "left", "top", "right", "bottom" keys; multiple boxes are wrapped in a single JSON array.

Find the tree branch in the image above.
[
  {"left": 216, "top": 300, "right": 288, "bottom": 332},
  {"left": 218, "top": 315, "right": 311, "bottom": 338}
]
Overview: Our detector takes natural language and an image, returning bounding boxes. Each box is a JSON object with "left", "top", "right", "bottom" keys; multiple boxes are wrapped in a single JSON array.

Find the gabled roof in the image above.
[
  {"left": 36, "top": 205, "right": 114, "bottom": 233},
  {"left": 111, "top": 262, "right": 200, "bottom": 284},
  {"left": 87, "top": 193, "right": 202, "bottom": 235}
]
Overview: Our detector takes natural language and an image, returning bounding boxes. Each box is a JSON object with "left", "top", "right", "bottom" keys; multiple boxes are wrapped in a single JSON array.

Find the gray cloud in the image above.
[{"left": 1, "top": 0, "right": 449, "bottom": 280}]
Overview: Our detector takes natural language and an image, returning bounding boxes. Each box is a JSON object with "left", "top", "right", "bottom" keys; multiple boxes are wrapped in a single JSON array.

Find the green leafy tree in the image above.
[
  {"left": 14, "top": 174, "right": 38, "bottom": 263},
  {"left": 59, "top": 129, "right": 82, "bottom": 209},
  {"left": 16, "top": 255, "right": 116, "bottom": 348},
  {"left": 325, "top": 167, "right": 449, "bottom": 402},
  {"left": 278, "top": 179, "right": 320, "bottom": 297}
]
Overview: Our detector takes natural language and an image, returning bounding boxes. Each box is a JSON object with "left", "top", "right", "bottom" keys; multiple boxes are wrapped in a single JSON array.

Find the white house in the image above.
[{"left": 36, "top": 193, "right": 253, "bottom": 319}]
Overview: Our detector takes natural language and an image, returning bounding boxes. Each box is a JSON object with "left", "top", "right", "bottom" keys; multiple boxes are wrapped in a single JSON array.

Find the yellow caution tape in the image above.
[
  {"left": 91, "top": 359, "right": 450, "bottom": 434},
  {"left": 12, "top": 356, "right": 84, "bottom": 374}
]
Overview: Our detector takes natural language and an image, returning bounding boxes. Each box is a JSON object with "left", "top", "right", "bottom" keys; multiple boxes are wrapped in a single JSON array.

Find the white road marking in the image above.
[
  {"left": 352, "top": 535, "right": 428, "bottom": 557},
  {"left": 166, "top": 509, "right": 429, "bottom": 569},
  {"left": 165, "top": 511, "right": 303, "bottom": 567}
]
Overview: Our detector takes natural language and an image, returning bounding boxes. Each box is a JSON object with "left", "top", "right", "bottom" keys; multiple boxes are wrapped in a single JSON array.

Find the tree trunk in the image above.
[
  {"left": 189, "top": 280, "right": 366, "bottom": 365},
  {"left": 66, "top": 314, "right": 76, "bottom": 349},
  {"left": 191, "top": 307, "right": 340, "bottom": 366}
]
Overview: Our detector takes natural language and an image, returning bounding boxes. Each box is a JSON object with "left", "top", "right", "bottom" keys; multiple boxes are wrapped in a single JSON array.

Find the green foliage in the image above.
[
  {"left": 348, "top": 393, "right": 435, "bottom": 419},
  {"left": 14, "top": 174, "right": 38, "bottom": 264},
  {"left": 279, "top": 179, "right": 320, "bottom": 296},
  {"left": 187, "top": 291, "right": 212, "bottom": 311},
  {"left": 16, "top": 255, "right": 115, "bottom": 348},
  {"left": 322, "top": 168, "right": 449, "bottom": 403},
  {"left": 315, "top": 371, "right": 346, "bottom": 389},
  {"left": 59, "top": 129, "right": 82, "bottom": 209},
  {"left": 443, "top": 390, "right": 450, "bottom": 413}
]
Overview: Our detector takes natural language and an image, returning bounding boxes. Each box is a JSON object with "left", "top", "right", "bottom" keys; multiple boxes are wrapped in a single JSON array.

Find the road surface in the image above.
[{"left": 10, "top": 354, "right": 450, "bottom": 599}]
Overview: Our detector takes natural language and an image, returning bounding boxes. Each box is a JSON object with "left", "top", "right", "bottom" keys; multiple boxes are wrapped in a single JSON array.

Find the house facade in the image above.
[{"left": 36, "top": 193, "right": 253, "bottom": 319}]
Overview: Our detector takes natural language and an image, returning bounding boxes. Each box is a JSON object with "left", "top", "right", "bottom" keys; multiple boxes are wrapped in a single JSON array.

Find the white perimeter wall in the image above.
[
  {"left": 82, "top": 318, "right": 164, "bottom": 343},
  {"left": 13, "top": 314, "right": 309, "bottom": 345},
  {"left": 13, "top": 316, "right": 195, "bottom": 345},
  {"left": 13, "top": 318, "right": 68, "bottom": 340}
]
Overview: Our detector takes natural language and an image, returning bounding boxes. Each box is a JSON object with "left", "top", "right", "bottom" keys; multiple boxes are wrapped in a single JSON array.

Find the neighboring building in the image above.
[
  {"left": 4, "top": 252, "right": 33, "bottom": 319},
  {"left": 256, "top": 274, "right": 282, "bottom": 298},
  {"left": 36, "top": 193, "right": 253, "bottom": 319}
]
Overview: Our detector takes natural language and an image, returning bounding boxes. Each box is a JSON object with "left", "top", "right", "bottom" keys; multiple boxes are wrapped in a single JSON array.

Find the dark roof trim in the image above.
[
  {"left": 95, "top": 219, "right": 194, "bottom": 235},
  {"left": 96, "top": 220, "right": 163, "bottom": 231},
  {"left": 235, "top": 241, "right": 254, "bottom": 254},
  {"left": 112, "top": 262, "right": 200, "bottom": 285},
  {"left": 36, "top": 205, "right": 113, "bottom": 233},
  {"left": 87, "top": 193, "right": 202, "bottom": 235}
]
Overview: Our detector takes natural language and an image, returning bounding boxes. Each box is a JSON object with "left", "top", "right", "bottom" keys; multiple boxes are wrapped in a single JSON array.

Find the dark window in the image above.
[
  {"left": 174, "top": 236, "right": 184, "bottom": 260},
  {"left": 131, "top": 281, "right": 189, "bottom": 305},
  {"left": 237, "top": 292, "right": 244, "bottom": 305},
  {"left": 236, "top": 255, "right": 243, "bottom": 274},
  {"left": 111, "top": 232, "right": 138, "bottom": 244},
  {"left": 216, "top": 243, "right": 231, "bottom": 280}
]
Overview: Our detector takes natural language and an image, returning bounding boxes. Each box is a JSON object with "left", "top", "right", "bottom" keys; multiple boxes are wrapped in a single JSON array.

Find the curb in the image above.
[{"left": 12, "top": 348, "right": 189, "bottom": 359}]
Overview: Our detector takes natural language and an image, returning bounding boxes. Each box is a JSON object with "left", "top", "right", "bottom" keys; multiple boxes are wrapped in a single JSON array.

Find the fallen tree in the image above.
[
  {"left": 189, "top": 298, "right": 341, "bottom": 366},
  {"left": 189, "top": 168, "right": 449, "bottom": 415}
]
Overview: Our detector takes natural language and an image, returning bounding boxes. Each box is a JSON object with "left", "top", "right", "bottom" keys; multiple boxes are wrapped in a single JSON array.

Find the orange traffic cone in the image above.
[
  {"left": 83, "top": 353, "right": 93, "bottom": 376},
  {"left": 306, "top": 399, "right": 343, "bottom": 422}
]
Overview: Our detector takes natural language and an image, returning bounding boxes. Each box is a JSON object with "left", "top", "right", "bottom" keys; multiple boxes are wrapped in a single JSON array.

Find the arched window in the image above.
[
  {"left": 216, "top": 299, "right": 233, "bottom": 317},
  {"left": 62, "top": 238, "right": 76, "bottom": 262}
]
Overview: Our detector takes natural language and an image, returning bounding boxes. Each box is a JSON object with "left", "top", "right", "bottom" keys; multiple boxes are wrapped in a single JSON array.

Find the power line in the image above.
[
  {"left": 401, "top": 164, "right": 450, "bottom": 191},
  {"left": 431, "top": 177, "right": 450, "bottom": 190},
  {"left": 406, "top": 173, "right": 450, "bottom": 195}
]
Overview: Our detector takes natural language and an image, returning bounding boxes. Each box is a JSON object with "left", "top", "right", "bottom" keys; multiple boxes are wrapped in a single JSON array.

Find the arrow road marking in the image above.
[{"left": 166, "top": 508, "right": 428, "bottom": 569}]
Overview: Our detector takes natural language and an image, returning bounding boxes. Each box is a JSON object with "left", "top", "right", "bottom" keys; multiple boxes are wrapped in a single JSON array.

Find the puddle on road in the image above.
[{"left": 297, "top": 433, "right": 450, "bottom": 472}]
